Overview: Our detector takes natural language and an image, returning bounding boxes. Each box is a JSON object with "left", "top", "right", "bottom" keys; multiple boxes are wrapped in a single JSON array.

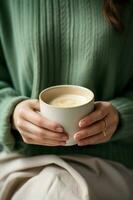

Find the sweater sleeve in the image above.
[
  {"left": 110, "top": 77, "right": 133, "bottom": 143},
  {"left": 0, "top": 42, "right": 28, "bottom": 152}
]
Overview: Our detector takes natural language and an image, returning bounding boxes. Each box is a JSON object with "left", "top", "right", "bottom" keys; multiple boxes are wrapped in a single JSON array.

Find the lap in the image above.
[
  {"left": 63, "top": 155, "right": 133, "bottom": 200},
  {"left": 0, "top": 152, "right": 133, "bottom": 200}
]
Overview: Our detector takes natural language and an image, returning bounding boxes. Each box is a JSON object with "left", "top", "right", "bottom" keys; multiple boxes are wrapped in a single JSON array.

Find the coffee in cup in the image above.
[
  {"left": 48, "top": 94, "right": 89, "bottom": 107},
  {"left": 39, "top": 85, "right": 94, "bottom": 146}
]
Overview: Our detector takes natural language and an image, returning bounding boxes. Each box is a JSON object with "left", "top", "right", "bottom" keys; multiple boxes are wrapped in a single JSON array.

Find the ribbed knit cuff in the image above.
[
  {"left": 110, "top": 97, "right": 133, "bottom": 142},
  {"left": 0, "top": 96, "right": 28, "bottom": 152}
]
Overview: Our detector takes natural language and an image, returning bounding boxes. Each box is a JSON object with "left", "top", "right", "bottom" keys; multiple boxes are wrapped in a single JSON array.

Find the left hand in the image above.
[{"left": 74, "top": 101, "right": 119, "bottom": 146}]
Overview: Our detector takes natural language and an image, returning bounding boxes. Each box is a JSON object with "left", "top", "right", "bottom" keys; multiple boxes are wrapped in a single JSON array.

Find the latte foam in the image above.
[{"left": 49, "top": 94, "right": 88, "bottom": 107}]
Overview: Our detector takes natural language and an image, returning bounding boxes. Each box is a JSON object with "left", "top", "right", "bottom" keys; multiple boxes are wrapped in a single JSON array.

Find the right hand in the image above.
[{"left": 12, "top": 99, "right": 68, "bottom": 146}]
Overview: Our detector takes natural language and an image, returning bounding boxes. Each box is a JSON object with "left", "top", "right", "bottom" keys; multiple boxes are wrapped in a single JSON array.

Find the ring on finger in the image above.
[{"left": 103, "top": 118, "right": 107, "bottom": 137}]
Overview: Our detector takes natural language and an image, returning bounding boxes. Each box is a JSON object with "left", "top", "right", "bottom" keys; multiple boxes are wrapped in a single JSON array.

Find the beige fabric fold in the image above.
[{"left": 0, "top": 152, "right": 133, "bottom": 200}]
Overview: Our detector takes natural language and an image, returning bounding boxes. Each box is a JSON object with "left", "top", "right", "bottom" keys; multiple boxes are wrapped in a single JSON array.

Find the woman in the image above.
[{"left": 0, "top": 0, "right": 133, "bottom": 199}]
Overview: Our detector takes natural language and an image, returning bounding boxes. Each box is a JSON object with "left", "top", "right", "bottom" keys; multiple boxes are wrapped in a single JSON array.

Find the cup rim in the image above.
[{"left": 39, "top": 85, "right": 94, "bottom": 109}]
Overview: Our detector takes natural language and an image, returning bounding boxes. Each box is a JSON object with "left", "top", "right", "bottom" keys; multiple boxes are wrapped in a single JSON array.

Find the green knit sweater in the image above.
[{"left": 0, "top": 0, "right": 133, "bottom": 169}]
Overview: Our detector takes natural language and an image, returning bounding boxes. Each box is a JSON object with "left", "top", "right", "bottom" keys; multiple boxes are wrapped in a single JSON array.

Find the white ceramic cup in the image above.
[{"left": 39, "top": 85, "right": 94, "bottom": 146}]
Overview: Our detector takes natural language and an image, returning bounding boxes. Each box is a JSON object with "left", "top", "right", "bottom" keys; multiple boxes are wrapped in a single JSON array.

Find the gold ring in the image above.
[
  {"left": 103, "top": 130, "right": 107, "bottom": 137},
  {"left": 103, "top": 119, "right": 107, "bottom": 137}
]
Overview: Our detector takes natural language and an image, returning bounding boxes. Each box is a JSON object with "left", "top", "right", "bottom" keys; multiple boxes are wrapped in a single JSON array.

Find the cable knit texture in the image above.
[{"left": 0, "top": 0, "right": 133, "bottom": 168}]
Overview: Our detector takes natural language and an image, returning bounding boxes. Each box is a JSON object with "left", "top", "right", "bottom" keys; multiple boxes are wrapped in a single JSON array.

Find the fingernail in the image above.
[
  {"left": 74, "top": 134, "right": 79, "bottom": 139},
  {"left": 79, "top": 121, "right": 85, "bottom": 127},
  {"left": 56, "top": 127, "right": 64, "bottom": 132}
]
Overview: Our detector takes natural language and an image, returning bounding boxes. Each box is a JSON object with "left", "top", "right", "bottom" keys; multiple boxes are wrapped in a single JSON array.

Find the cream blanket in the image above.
[{"left": 0, "top": 152, "right": 133, "bottom": 200}]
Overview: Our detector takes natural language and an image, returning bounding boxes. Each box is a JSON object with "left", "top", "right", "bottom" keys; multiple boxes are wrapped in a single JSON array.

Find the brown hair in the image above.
[{"left": 103, "top": 0, "right": 129, "bottom": 32}]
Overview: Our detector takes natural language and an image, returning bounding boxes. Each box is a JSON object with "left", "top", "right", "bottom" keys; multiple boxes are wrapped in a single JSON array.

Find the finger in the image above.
[
  {"left": 21, "top": 109, "right": 64, "bottom": 133},
  {"left": 31, "top": 140, "right": 66, "bottom": 146},
  {"left": 28, "top": 99, "right": 40, "bottom": 111},
  {"left": 77, "top": 132, "right": 111, "bottom": 146},
  {"left": 21, "top": 132, "right": 66, "bottom": 146},
  {"left": 105, "top": 112, "right": 118, "bottom": 134},
  {"left": 79, "top": 102, "right": 110, "bottom": 128},
  {"left": 108, "top": 110, "right": 119, "bottom": 127},
  {"left": 18, "top": 120, "right": 68, "bottom": 141},
  {"left": 19, "top": 99, "right": 40, "bottom": 113},
  {"left": 75, "top": 120, "right": 107, "bottom": 141}
]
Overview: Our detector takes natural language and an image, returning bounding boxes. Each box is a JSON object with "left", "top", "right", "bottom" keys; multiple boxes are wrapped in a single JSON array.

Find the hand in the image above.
[
  {"left": 74, "top": 101, "right": 119, "bottom": 146},
  {"left": 12, "top": 99, "right": 68, "bottom": 146}
]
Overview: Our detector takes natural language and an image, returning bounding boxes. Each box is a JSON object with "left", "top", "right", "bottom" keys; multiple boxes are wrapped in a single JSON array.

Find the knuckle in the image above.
[
  {"left": 112, "top": 116, "right": 116, "bottom": 125},
  {"left": 36, "top": 129, "right": 44, "bottom": 138},
  {"left": 114, "top": 113, "right": 119, "bottom": 123},
  {"left": 34, "top": 99, "right": 39, "bottom": 106},
  {"left": 18, "top": 107, "right": 25, "bottom": 116},
  {"left": 30, "top": 99, "right": 39, "bottom": 109},
  {"left": 45, "top": 121, "right": 58, "bottom": 131},
  {"left": 49, "top": 123, "right": 57, "bottom": 131},
  {"left": 109, "top": 114, "right": 118, "bottom": 127},
  {"left": 105, "top": 102, "right": 112, "bottom": 108},
  {"left": 52, "top": 133, "right": 59, "bottom": 139},
  {"left": 105, "top": 102, "right": 112, "bottom": 111},
  {"left": 107, "top": 102, "right": 112, "bottom": 107},
  {"left": 23, "top": 137, "right": 30, "bottom": 144},
  {"left": 98, "top": 109, "right": 104, "bottom": 118},
  {"left": 36, "top": 118, "right": 43, "bottom": 126},
  {"left": 16, "top": 120, "right": 22, "bottom": 128},
  {"left": 52, "top": 134, "right": 62, "bottom": 142}
]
